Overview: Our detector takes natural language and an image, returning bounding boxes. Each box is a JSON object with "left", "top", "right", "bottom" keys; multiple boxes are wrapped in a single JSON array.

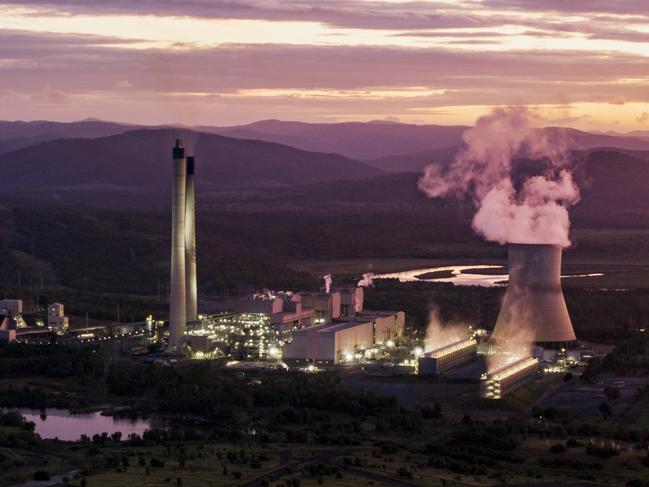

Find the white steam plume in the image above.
[
  {"left": 418, "top": 107, "right": 580, "bottom": 247},
  {"left": 357, "top": 273, "right": 374, "bottom": 287},
  {"left": 424, "top": 307, "right": 470, "bottom": 352},
  {"left": 486, "top": 301, "right": 536, "bottom": 371},
  {"left": 322, "top": 274, "right": 332, "bottom": 294}
]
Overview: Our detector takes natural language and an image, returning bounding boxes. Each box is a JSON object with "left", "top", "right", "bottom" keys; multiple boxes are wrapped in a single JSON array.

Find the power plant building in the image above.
[
  {"left": 301, "top": 291, "right": 341, "bottom": 323},
  {"left": 492, "top": 244, "right": 576, "bottom": 347},
  {"left": 0, "top": 299, "right": 23, "bottom": 317},
  {"left": 282, "top": 310, "right": 405, "bottom": 363},
  {"left": 0, "top": 315, "right": 16, "bottom": 342},
  {"left": 418, "top": 338, "right": 477, "bottom": 376},
  {"left": 47, "top": 302, "right": 69, "bottom": 333},
  {"left": 479, "top": 357, "right": 539, "bottom": 399}
]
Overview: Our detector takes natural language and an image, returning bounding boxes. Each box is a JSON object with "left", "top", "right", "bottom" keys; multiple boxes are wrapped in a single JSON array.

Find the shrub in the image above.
[{"left": 33, "top": 471, "right": 50, "bottom": 481}]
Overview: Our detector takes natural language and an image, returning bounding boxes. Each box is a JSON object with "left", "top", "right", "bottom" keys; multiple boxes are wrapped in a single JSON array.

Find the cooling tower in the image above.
[
  {"left": 185, "top": 156, "right": 198, "bottom": 322},
  {"left": 492, "top": 243, "right": 576, "bottom": 347},
  {"left": 168, "top": 139, "right": 187, "bottom": 348}
]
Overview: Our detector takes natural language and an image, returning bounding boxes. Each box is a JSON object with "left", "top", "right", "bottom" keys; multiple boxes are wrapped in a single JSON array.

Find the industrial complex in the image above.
[{"left": 0, "top": 140, "right": 596, "bottom": 403}]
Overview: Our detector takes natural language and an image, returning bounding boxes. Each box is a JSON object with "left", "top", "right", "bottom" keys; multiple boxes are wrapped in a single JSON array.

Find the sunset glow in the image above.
[{"left": 2, "top": 1, "right": 649, "bottom": 129}]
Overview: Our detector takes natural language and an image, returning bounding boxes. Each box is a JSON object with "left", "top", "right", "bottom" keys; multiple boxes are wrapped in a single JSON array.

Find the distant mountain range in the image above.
[
  {"left": 203, "top": 120, "right": 649, "bottom": 161},
  {"left": 0, "top": 128, "right": 381, "bottom": 191},
  {"left": 2, "top": 119, "right": 649, "bottom": 210},
  {"left": 0, "top": 119, "right": 137, "bottom": 154},
  {"left": 200, "top": 119, "right": 469, "bottom": 160}
]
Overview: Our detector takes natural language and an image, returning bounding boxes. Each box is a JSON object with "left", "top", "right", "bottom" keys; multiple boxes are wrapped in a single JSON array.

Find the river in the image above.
[{"left": 372, "top": 264, "right": 603, "bottom": 287}]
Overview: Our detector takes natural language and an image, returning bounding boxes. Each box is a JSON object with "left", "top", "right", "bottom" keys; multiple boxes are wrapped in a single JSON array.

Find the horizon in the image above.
[
  {"left": 3, "top": 116, "right": 649, "bottom": 137},
  {"left": 2, "top": 1, "right": 649, "bottom": 131}
]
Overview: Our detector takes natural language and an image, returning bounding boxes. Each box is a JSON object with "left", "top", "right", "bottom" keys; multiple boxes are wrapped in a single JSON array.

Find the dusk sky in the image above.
[{"left": 2, "top": 0, "right": 649, "bottom": 130}]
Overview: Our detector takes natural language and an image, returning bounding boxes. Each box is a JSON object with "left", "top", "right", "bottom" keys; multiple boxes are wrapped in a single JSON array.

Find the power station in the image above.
[
  {"left": 168, "top": 139, "right": 198, "bottom": 349},
  {"left": 492, "top": 243, "right": 576, "bottom": 347}
]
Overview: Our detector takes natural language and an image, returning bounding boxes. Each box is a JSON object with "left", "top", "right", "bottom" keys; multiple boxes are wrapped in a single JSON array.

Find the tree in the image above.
[
  {"left": 599, "top": 401, "right": 612, "bottom": 419},
  {"left": 604, "top": 385, "right": 621, "bottom": 401}
]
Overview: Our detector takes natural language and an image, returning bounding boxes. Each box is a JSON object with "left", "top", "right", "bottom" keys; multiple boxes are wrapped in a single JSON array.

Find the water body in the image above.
[
  {"left": 11, "top": 409, "right": 152, "bottom": 441},
  {"left": 373, "top": 265, "right": 603, "bottom": 287}
]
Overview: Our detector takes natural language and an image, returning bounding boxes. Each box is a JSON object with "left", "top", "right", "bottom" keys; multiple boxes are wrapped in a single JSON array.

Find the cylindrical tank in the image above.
[
  {"left": 169, "top": 139, "right": 187, "bottom": 348},
  {"left": 492, "top": 243, "right": 576, "bottom": 347},
  {"left": 185, "top": 156, "right": 198, "bottom": 322}
]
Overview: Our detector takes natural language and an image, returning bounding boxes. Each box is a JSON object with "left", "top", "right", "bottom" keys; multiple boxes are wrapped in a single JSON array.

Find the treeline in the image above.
[
  {"left": 583, "top": 332, "right": 649, "bottom": 379},
  {"left": 106, "top": 361, "right": 399, "bottom": 421},
  {"left": 0, "top": 343, "right": 104, "bottom": 380},
  {"left": 366, "top": 280, "right": 649, "bottom": 341}
]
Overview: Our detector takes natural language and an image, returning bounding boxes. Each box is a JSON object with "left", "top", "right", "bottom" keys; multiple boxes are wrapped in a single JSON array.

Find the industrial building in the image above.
[
  {"left": 0, "top": 299, "right": 23, "bottom": 317},
  {"left": 301, "top": 291, "right": 341, "bottom": 323},
  {"left": 282, "top": 310, "right": 405, "bottom": 363},
  {"left": 168, "top": 139, "right": 199, "bottom": 349},
  {"left": 0, "top": 315, "right": 16, "bottom": 342},
  {"left": 492, "top": 244, "right": 576, "bottom": 348},
  {"left": 233, "top": 292, "right": 315, "bottom": 334},
  {"left": 47, "top": 302, "right": 69, "bottom": 333},
  {"left": 479, "top": 357, "right": 539, "bottom": 399},
  {"left": 418, "top": 338, "right": 477, "bottom": 376},
  {"left": 184, "top": 311, "right": 281, "bottom": 360}
]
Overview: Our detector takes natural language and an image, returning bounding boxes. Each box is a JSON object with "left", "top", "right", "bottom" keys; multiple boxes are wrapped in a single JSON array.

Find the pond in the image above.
[{"left": 10, "top": 408, "right": 153, "bottom": 441}]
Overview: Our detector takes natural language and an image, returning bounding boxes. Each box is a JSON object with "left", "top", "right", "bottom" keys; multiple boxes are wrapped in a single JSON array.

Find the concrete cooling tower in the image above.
[
  {"left": 169, "top": 139, "right": 187, "bottom": 348},
  {"left": 492, "top": 243, "right": 576, "bottom": 347}
]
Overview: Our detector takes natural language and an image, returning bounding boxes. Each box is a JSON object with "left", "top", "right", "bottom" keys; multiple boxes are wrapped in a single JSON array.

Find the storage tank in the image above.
[{"left": 492, "top": 243, "right": 576, "bottom": 347}]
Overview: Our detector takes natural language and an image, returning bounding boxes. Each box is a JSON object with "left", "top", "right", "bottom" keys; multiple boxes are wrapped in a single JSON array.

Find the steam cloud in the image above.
[
  {"left": 357, "top": 273, "right": 374, "bottom": 287},
  {"left": 418, "top": 107, "right": 580, "bottom": 247},
  {"left": 486, "top": 309, "right": 536, "bottom": 371},
  {"left": 322, "top": 274, "right": 332, "bottom": 294},
  {"left": 424, "top": 307, "right": 470, "bottom": 352}
]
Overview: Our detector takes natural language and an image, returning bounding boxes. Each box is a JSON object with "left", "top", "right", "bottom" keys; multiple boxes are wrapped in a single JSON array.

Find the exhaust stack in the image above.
[
  {"left": 185, "top": 156, "right": 197, "bottom": 322},
  {"left": 492, "top": 243, "right": 576, "bottom": 347},
  {"left": 168, "top": 139, "right": 187, "bottom": 348}
]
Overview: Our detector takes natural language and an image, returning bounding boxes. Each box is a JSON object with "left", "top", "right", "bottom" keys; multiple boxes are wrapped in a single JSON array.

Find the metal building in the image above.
[
  {"left": 282, "top": 310, "right": 405, "bottom": 363},
  {"left": 418, "top": 338, "right": 477, "bottom": 376},
  {"left": 479, "top": 357, "right": 539, "bottom": 399}
]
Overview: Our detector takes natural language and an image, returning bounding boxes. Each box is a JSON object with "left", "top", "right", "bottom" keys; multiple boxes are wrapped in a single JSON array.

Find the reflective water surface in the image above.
[
  {"left": 373, "top": 264, "right": 603, "bottom": 287},
  {"left": 12, "top": 408, "right": 152, "bottom": 441}
]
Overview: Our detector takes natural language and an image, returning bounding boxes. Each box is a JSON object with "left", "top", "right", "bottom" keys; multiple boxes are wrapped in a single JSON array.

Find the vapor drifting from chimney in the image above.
[
  {"left": 322, "top": 274, "right": 332, "bottom": 294},
  {"left": 357, "top": 273, "right": 374, "bottom": 287},
  {"left": 418, "top": 107, "right": 580, "bottom": 247}
]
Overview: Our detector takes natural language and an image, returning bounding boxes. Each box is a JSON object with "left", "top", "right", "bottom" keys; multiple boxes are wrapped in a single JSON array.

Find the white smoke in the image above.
[
  {"left": 357, "top": 273, "right": 374, "bottom": 287},
  {"left": 418, "top": 107, "right": 580, "bottom": 247},
  {"left": 424, "top": 307, "right": 470, "bottom": 352},
  {"left": 322, "top": 274, "right": 332, "bottom": 294},
  {"left": 486, "top": 312, "right": 536, "bottom": 371}
]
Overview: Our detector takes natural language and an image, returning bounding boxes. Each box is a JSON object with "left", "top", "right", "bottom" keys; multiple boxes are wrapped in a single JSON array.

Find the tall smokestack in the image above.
[
  {"left": 169, "top": 139, "right": 187, "bottom": 348},
  {"left": 185, "top": 156, "right": 197, "bottom": 322},
  {"left": 492, "top": 243, "right": 576, "bottom": 347}
]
